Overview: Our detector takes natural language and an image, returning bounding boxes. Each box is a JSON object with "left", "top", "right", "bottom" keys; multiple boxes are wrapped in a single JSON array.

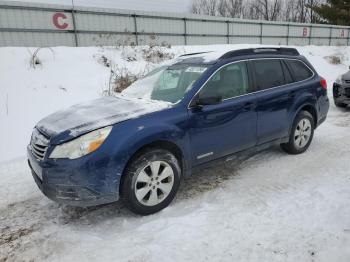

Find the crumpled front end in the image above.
[{"left": 27, "top": 128, "right": 123, "bottom": 207}]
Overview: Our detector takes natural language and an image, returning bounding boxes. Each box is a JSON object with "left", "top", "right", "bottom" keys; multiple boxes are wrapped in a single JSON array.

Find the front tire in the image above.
[
  {"left": 281, "top": 111, "right": 314, "bottom": 155},
  {"left": 121, "top": 149, "right": 181, "bottom": 215}
]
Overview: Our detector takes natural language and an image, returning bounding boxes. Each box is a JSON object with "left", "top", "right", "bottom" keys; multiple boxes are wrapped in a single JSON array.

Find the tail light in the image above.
[{"left": 320, "top": 78, "right": 327, "bottom": 90}]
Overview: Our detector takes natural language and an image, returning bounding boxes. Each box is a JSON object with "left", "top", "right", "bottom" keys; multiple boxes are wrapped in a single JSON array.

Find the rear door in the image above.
[{"left": 251, "top": 58, "right": 296, "bottom": 144}]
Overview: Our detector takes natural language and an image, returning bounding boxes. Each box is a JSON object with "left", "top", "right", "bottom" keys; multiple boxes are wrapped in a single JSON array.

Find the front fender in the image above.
[{"left": 106, "top": 120, "right": 191, "bottom": 179}]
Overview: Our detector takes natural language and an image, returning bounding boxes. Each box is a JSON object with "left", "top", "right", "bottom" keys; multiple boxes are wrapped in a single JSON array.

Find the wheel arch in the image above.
[
  {"left": 299, "top": 104, "right": 318, "bottom": 127},
  {"left": 119, "top": 139, "right": 187, "bottom": 195},
  {"left": 288, "top": 102, "right": 318, "bottom": 138},
  {"left": 127, "top": 140, "right": 185, "bottom": 171}
]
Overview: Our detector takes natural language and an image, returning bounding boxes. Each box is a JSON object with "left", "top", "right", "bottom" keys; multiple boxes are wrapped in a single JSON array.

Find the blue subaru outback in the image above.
[{"left": 28, "top": 48, "right": 329, "bottom": 215}]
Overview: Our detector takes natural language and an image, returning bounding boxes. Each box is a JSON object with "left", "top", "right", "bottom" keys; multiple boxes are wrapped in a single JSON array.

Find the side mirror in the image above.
[{"left": 194, "top": 95, "right": 222, "bottom": 106}]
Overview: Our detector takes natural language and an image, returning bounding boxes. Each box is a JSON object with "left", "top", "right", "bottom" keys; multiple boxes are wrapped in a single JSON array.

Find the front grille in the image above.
[
  {"left": 30, "top": 129, "right": 49, "bottom": 161},
  {"left": 345, "top": 80, "right": 350, "bottom": 84}
]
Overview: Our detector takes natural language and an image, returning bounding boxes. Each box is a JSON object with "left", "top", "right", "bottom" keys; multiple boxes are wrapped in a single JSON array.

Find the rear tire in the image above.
[
  {"left": 121, "top": 149, "right": 181, "bottom": 215},
  {"left": 281, "top": 111, "right": 314, "bottom": 155}
]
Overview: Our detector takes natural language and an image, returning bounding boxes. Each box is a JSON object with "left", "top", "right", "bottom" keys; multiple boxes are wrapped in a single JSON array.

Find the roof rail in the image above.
[
  {"left": 220, "top": 48, "right": 300, "bottom": 59},
  {"left": 179, "top": 51, "right": 213, "bottom": 57}
]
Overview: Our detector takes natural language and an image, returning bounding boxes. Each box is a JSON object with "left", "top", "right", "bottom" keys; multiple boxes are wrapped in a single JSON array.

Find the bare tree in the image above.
[
  {"left": 191, "top": 0, "right": 245, "bottom": 18},
  {"left": 191, "top": 0, "right": 220, "bottom": 16},
  {"left": 217, "top": 0, "right": 227, "bottom": 16},
  {"left": 226, "top": 0, "right": 245, "bottom": 18},
  {"left": 298, "top": 0, "right": 308, "bottom": 22},
  {"left": 283, "top": 0, "right": 305, "bottom": 22},
  {"left": 250, "top": 0, "right": 282, "bottom": 21},
  {"left": 244, "top": 3, "right": 261, "bottom": 19},
  {"left": 306, "top": 0, "right": 322, "bottom": 23},
  {"left": 282, "top": 0, "right": 322, "bottom": 23},
  {"left": 191, "top": 0, "right": 324, "bottom": 23}
]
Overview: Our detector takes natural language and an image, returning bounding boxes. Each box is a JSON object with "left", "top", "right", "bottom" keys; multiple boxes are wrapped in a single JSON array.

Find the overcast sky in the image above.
[{"left": 5, "top": 0, "right": 193, "bottom": 12}]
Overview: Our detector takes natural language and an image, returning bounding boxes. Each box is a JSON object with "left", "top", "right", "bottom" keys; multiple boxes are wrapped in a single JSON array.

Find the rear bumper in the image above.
[{"left": 27, "top": 147, "right": 120, "bottom": 207}]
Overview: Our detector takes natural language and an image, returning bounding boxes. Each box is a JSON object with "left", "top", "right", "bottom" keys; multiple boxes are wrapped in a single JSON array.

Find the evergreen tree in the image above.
[{"left": 311, "top": 0, "right": 350, "bottom": 25}]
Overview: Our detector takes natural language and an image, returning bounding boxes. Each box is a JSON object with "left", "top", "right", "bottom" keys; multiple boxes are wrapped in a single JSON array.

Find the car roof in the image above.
[{"left": 174, "top": 47, "right": 300, "bottom": 65}]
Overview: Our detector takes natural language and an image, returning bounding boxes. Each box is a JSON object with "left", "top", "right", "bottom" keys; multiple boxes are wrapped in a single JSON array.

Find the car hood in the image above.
[{"left": 36, "top": 96, "right": 170, "bottom": 144}]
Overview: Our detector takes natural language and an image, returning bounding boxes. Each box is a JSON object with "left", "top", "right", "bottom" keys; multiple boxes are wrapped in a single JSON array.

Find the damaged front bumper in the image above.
[
  {"left": 334, "top": 83, "right": 350, "bottom": 105},
  {"left": 27, "top": 146, "right": 120, "bottom": 207}
]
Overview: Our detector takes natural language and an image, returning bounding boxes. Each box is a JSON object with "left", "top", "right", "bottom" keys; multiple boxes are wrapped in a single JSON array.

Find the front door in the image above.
[{"left": 188, "top": 61, "right": 258, "bottom": 165}]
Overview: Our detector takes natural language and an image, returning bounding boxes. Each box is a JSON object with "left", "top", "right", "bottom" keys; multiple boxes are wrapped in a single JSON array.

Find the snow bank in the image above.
[{"left": 0, "top": 45, "right": 349, "bottom": 162}]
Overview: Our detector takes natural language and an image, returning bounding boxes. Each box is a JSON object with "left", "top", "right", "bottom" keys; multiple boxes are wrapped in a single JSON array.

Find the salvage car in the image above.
[
  {"left": 28, "top": 48, "right": 330, "bottom": 215},
  {"left": 333, "top": 68, "right": 350, "bottom": 107}
]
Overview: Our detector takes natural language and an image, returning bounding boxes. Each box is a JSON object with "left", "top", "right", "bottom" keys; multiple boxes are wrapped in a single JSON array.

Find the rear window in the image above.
[
  {"left": 252, "top": 59, "right": 285, "bottom": 90},
  {"left": 286, "top": 60, "right": 313, "bottom": 81}
]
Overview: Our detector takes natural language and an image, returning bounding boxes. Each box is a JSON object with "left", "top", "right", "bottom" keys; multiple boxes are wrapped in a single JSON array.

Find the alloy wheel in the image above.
[
  {"left": 134, "top": 161, "right": 175, "bottom": 206},
  {"left": 294, "top": 118, "right": 312, "bottom": 149}
]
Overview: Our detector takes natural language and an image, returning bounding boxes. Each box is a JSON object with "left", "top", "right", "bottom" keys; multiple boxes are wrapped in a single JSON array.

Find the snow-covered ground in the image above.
[{"left": 0, "top": 44, "right": 350, "bottom": 261}]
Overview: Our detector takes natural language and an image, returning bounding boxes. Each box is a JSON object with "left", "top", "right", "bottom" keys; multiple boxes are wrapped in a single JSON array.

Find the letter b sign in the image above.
[{"left": 302, "top": 27, "right": 308, "bottom": 37}]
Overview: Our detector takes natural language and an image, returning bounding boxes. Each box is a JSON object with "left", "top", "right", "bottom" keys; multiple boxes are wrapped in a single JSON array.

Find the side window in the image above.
[
  {"left": 252, "top": 59, "right": 285, "bottom": 90},
  {"left": 286, "top": 60, "right": 313, "bottom": 82},
  {"left": 199, "top": 62, "right": 250, "bottom": 100}
]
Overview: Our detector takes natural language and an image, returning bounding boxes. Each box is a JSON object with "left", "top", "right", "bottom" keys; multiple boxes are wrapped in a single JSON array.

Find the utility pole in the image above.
[{"left": 71, "top": 0, "right": 78, "bottom": 47}]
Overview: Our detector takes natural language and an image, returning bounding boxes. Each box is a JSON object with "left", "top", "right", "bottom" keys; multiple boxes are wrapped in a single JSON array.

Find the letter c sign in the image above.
[{"left": 53, "top": 13, "right": 68, "bottom": 29}]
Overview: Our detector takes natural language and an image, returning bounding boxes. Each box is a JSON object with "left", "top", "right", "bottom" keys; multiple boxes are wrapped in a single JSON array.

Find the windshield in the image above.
[{"left": 121, "top": 64, "right": 208, "bottom": 103}]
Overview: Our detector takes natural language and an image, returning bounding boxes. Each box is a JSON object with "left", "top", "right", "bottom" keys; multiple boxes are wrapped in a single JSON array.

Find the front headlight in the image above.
[{"left": 49, "top": 126, "right": 112, "bottom": 159}]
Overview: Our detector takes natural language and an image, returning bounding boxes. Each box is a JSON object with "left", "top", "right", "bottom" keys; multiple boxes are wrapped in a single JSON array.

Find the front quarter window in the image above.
[{"left": 122, "top": 65, "right": 208, "bottom": 103}]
